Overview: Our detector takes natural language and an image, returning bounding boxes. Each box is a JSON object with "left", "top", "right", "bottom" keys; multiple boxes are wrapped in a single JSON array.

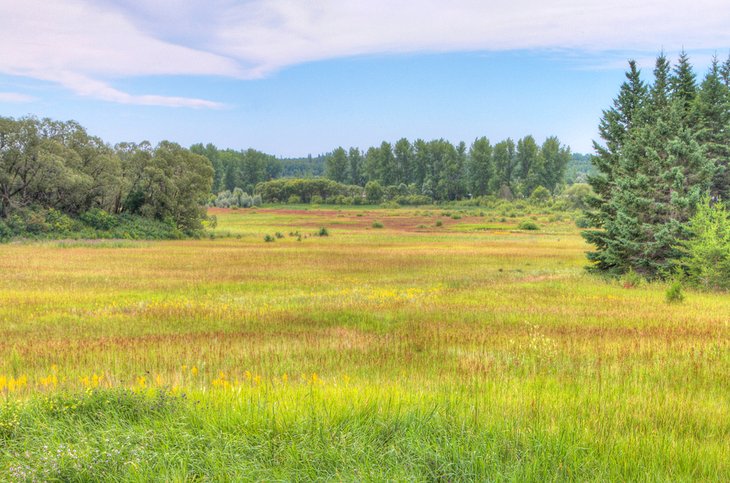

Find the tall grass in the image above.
[{"left": 0, "top": 206, "right": 727, "bottom": 480}]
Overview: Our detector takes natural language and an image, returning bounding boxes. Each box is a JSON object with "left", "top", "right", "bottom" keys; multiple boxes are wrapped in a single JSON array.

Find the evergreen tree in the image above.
[
  {"left": 694, "top": 57, "right": 730, "bottom": 199},
  {"left": 720, "top": 53, "right": 730, "bottom": 87},
  {"left": 670, "top": 50, "right": 697, "bottom": 122},
  {"left": 584, "top": 55, "right": 716, "bottom": 278},
  {"left": 584, "top": 60, "right": 649, "bottom": 274}
]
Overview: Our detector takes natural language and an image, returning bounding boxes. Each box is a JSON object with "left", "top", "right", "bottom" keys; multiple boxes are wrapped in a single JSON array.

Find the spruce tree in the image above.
[
  {"left": 694, "top": 57, "right": 730, "bottom": 199},
  {"left": 670, "top": 50, "right": 697, "bottom": 122},
  {"left": 584, "top": 60, "right": 648, "bottom": 274},
  {"left": 584, "top": 55, "right": 716, "bottom": 278}
]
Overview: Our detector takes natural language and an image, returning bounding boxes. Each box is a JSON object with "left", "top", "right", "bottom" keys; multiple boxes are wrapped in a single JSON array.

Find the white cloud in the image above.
[
  {"left": 1, "top": 0, "right": 728, "bottom": 105},
  {"left": 0, "top": 92, "right": 36, "bottom": 103},
  {"left": 0, "top": 0, "right": 239, "bottom": 107}
]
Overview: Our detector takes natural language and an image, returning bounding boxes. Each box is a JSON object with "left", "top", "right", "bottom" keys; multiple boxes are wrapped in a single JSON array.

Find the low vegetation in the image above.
[{"left": 0, "top": 206, "right": 727, "bottom": 480}]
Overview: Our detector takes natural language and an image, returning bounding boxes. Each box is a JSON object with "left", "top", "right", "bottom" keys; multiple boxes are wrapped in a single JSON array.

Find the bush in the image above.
[
  {"left": 80, "top": 208, "right": 118, "bottom": 230},
  {"left": 372, "top": 221, "right": 384, "bottom": 228},
  {"left": 365, "top": 181, "right": 384, "bottom": 204},
  {"left": 517, "top": 220, "right": 539, "bottom": 231},
  {"left": 680, "top": 196, "right": 730, "bottom": 290},
  {"left": 666, "top": 279, "right": 685, "bottom": 303},
  {"left": 318, "top": 227, "right": 329, "bottom": 237},
  {"left": 562, "top": 183, "right": 594, "bottom": 210},
  {"left": 575, "top": 216, "right": 591, "bottom": 229},
  {"left": 311, "top": 195, "right": 324, "bottom": 204},
  {"left": 0, "top": 220, "right": 10, "bottom": 241},
  {"left": 275, "top": 232, "right": 284, "bottom": 239},
  {"left": 529, "top": 186, "right": 551, "bottom": 204},
  {"left": 435, "top": 220, "right": 443, "bottom": 227},
  {"left": 621, "top": 268, "right": 643, "bottom": 288},
  {"left": 264, "top": 234, "right": 275, "bottom": 242},
  {"left": 288, "top": 195, "right": 302, "bottom": 204}
]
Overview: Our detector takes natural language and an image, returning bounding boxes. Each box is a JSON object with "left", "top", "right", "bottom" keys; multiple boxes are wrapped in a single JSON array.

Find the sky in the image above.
[{"left": 0, "top": 1, "right": 729, "bottom": 157}]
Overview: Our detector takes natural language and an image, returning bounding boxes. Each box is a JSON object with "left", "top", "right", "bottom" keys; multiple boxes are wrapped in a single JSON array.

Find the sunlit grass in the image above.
[{"left": 0, "top": 205, "right": 727, "bottom": 480}]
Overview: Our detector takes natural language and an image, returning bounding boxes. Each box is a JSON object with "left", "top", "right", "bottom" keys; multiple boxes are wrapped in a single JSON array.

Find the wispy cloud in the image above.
[
  {"left": 1, "top": 0, "right": 728, "bottom": 106},
  {"left": 0, "top": 92, "right": 36, "bottom": 103}
]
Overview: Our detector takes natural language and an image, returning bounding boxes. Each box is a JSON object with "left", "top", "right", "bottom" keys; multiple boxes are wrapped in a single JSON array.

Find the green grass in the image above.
[{"left": 0, "top": 205, "right": 727, "bottom": 480}]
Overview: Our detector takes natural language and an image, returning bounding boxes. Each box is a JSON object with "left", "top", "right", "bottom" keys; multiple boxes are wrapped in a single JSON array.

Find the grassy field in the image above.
[{"left": 0, "top": 206, "right": 727, "bottom": 481}]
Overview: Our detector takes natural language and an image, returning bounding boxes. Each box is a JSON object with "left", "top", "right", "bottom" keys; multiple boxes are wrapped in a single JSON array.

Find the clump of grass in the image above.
[
  {"left": 275, "top": 232, "right": 284, "bottom": 239},
  {"left": 451, "top": 214, "right": 461, "bottom": 220},
  {"left": 317, "top": 227, "right": 329, "bottom": 237},
  {"left": 435, "top": 220, "right": 443, "bottom": 227},
  {"left": 372, "top": 221, "right": 384, "bottom": 228},
  {"left": 263, "top": 234, "right": 275, "bottom": 242}
]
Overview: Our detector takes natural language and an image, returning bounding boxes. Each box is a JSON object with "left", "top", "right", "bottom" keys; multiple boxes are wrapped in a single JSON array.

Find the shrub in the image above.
[
  {"left": 665, "top": 279, "right": 685, "bottom": 304},
  {"left": 288, "top": 195, "right": 302, "bottom": 204},
  {"left": 0, "top": 220, "right": 10, "bottom": 241},
  {"left": 529, "top": 186, "right": 551, "bottom": 204},
  {"left": 435, "top": 220, "right": 443, "bottom": 227},
  {"left": 275, "top": 232, "right": 284, "bottom": 239},
  {"left": 372, "top": 221, "right": 384, "bottom": 228},
  {"left": 575, "top": 216, "right": 591, "bottom": 229},
  {"left": 264, "top": 234, "right": 275, "bottom": 242},
  {"left": 318, "top": 227, "right": 329, "bottom": 237},
  {"left": 517, "top": 220, "right": 539, "bottom": 231},
  {"left": 80, "top": 208, "right": 118, "bottom": 230},
  {"left": 621, "top": 268, "right": 643, "bottom": 288},
  {"left": 562, "top": 183, "right": 594, "bottom": 210},
  {"left": 365, "top": 181, "right": 384, "bottom": 204},
  {"left": 311, "top": 195, "right": 324, "bottom": 204},
  {"left": 679, "top": 196, "right": 730, "bottom": 290}
]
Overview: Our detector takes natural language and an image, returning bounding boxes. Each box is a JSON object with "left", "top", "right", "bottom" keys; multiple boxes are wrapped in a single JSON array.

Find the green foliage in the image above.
[
  {"left": 264, "top": 234, "right": 275, "bottom": 242},
  {"left": 365, "top": 180, "right": 384, "bottom": 204},
  {"left": 529, "top": 186, "right": 551, "bottom": 204},
  {"left": 620, "top": 268, "right": 643, "bottom": 288},
  {"left": 80, "top": 209, "right": 118, "bottom": 231},
  {"left": 317, "top": 227, "right": 329, "bottom": 237},
  {"left": 0, "top": 117, "right": 213, "bottom": 238},
  {"left": 575, "top": 216, "right": 591, "bottom": 229},
  {"left": 679, "top": 196, "right": 730, "bottom": 290},
  {"left": 255, "top": 178, "right": 363, "bottom": 204},
  {"left": 562, "top": 183, "right": 594, "bottom": 210},
  {"left": 665, "top": 279, "right": 685, "bottom": 303},
  {"left": 211, "top": 188, "right": 260, "bottom": 208},
  {"left": 372, "top": 221, "right": 384, "bottom": 228},
  {"left": 584, "top": 54, "right": 725, "bottom": 278},
  {"left": 517, "top": 220, "right": 539, "bottom": 231}
]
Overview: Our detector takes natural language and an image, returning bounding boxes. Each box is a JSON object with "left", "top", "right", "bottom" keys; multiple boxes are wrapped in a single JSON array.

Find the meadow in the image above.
[{"left": 0, "top": 205, "right": 727, "bottom": 481}]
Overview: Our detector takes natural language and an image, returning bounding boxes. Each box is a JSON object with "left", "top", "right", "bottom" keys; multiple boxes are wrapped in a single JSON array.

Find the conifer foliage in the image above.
[{"left": 584, "top": 53, "right": 730, "bottom": 278}]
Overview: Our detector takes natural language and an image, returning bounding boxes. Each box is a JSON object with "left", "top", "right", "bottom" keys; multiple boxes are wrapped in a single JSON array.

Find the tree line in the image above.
[
  {"left": 195, "top": 136, "right": 573, "bottom": 203},
  {"left": 0, "top": 116, "right": 213, "bottom": 237},
  {"left": 584, "top": 52, "right": 730, "bottom": 282}
]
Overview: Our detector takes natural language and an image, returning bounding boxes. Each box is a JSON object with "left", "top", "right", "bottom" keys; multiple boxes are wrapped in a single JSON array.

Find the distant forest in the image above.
[{"left": 193, "top": 137, "right": 587, "bottom": 202}]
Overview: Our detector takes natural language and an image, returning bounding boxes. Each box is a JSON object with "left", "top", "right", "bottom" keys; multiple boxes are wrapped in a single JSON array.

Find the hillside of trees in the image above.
[
  {"left": 0, "top": 117, "right": 213, "bottom": 240},
  {"left": 584, "top": 52, "right": 730, "bottom": 282}
]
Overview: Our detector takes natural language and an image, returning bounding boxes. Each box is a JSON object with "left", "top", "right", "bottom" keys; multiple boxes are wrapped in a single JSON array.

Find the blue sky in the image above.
[{"left": 1, "top": 1, "right": 728, "bottom": 156}]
